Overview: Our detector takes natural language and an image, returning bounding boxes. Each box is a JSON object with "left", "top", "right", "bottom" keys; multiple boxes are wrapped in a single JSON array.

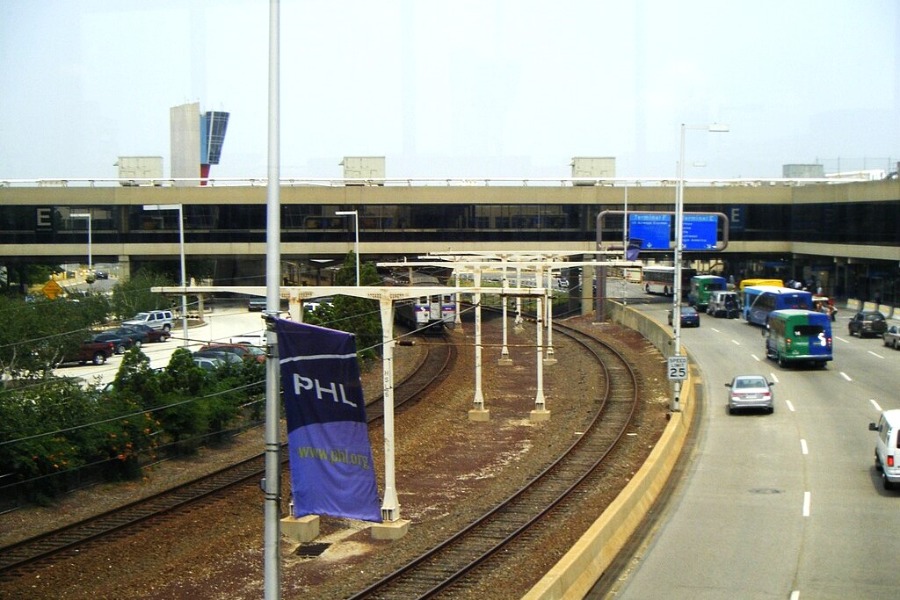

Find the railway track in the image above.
[
  {"left": 0, "top": 334, "right": 455, "bottom": 580},
  {"left": 348, "top": 321, "right": 639, "bottom": 599}
]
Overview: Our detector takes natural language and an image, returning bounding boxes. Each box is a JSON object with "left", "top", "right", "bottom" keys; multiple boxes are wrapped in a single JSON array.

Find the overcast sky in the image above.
[{"left": 1, "top": 0, "right": 898, "bottom": 181}]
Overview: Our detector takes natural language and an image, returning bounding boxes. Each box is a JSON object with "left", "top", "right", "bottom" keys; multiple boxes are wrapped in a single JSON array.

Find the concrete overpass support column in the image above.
[
  {"left": 582, "top": 264, "right": 595, "bottom": 317},
  {"left": 117, "top": 255, "right": 132, "bottom": 282}
]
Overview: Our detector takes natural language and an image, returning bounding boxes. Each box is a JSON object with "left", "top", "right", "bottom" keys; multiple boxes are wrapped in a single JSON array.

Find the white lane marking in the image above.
[
  {"left": 868, "top": 350, "right": 884, "bottom": 359},
  {"left": 786, "top": 400, "right": 796, "bottom": 412},
  {"left": 731, "top": 339, "right": 741, "bottom": 345},
  {"left": 834, "top": 335, "right": 850, "bottom": 343},
  {"left": 840, "top": 372, "right": 852, "bottom": 382},
  {"left": 800, "top": 439, "right": 808, "bottom": 454},
  {"left": 770, "top": 373, "right": 780, "bottom": 383},
  {"left": 751, "top": 354, "right": 761, "bottom": 362},
  {"left": 790, "top": 591, "right": 800, "bottom": 600},
  {"left": 871, "top": 399, "right": 883, "bottom": 412},
  {"left": 710, "top": 327, "right": 721, "bottom": 333},
  {"left": 803, "top": 491, "right": 811, "bottom": 517}
]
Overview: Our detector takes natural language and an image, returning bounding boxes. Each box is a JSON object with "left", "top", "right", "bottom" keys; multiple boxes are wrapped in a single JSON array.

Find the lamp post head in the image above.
[{"left": 707, "top": 123, "right": 730, "bottom": 133}]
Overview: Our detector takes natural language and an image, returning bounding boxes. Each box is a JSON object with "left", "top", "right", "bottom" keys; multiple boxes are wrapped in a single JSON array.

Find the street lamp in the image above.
[
  {"left": 335, "top": 210, "right": 360, "bottom": 286},
  {"left": 70, "top": 212, "right": 92, "bottom": 274},
  {"left": 673, "top": 122, "right": 728, "bottom": 411},
  {"left": 143, "top": 204, "right": 189, "bottom": 346}
]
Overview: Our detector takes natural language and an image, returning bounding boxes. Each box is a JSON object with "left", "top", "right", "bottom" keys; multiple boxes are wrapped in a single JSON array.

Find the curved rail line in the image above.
[
  {"left": 348, "top": 321, "right": 640, "bottom": 599},
  {"left": 0, "top": 335, "right": 455, "bottom": 579}
]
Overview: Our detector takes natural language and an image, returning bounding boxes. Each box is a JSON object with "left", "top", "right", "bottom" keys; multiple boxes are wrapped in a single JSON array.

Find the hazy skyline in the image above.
[{"left": 2, "top": 0, "right": 898, "bottom": 181}]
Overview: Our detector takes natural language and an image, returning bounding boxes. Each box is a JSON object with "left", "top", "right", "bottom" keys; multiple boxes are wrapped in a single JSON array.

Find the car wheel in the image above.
[
  {"left": 134, "top": 341, "right": 142, "bottom": 349},
  {"left": 160, "top": 333, "right": 170, "bottom": 342},
  {"left": 163, "top": 324, "right": 172, "bottom": 332},
  {"left": 728, "top": 407, "right": 735, "bottom": 415},
  {"left": 778, "top": 354, "right": 787, "bottom": 368},
  {"left": 116, "top": 343, "right": 127, "bottom": 354},
  {"left": 92, "top": 352, "right": 106, "bottom": 365},
  {"left": 883, "top": 474, "right": 894, "bottom": 491},
  {"left": 768, "top": 407, "right": 774, "bottom": 414}
]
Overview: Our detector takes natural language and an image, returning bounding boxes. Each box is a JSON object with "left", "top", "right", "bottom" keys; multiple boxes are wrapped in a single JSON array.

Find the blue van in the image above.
[{"left": 764, "top": 309, "right": 833, "bottom": 368}]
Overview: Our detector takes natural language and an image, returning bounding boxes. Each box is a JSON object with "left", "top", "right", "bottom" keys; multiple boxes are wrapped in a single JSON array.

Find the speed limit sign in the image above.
[{"left": 667, "top": 356, "right": 688, "bottom": 380}]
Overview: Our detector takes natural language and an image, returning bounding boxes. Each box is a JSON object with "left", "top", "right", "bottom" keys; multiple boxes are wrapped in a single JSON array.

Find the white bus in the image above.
[{"left": 642, "top": 266, "right": 697, "bottom": 297}]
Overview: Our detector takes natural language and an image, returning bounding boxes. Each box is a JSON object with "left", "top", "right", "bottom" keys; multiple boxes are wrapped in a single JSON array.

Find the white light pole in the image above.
[
  {"left": 70, "top": 212, "right": 92, "bottom": 274},
  {"left": 143, "top": 204, "right": 189, "bottom": 346},
  {"left": 673, "top": 122, "right": 728, "bottom": 411},
  {"left": 335, "top": 210, "right": 360, "bottom": 286}
]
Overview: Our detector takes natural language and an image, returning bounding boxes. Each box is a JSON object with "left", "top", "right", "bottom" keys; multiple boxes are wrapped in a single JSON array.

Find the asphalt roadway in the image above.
[{"left": 592, "top": 295, "right": 900, "bottom": 599}]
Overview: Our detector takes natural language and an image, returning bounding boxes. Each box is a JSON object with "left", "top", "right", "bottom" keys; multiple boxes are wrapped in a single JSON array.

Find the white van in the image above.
[
  {"left": 706, "top": 291, "right": 740, "bottom": 318},
  {"left": 123, "top": 309, "right": 174, "bottom": 332},
  {"left": 868, "top": 409, "right": 900, "bottom": 490}
]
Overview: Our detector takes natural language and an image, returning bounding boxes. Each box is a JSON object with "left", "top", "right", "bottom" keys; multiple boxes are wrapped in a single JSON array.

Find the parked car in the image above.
[
  {"left": 193, "top": 349, "right": 244, "bottom": 366},
  {"left": 57, "top": 338, "right": 117, "bottom": 366},
  {"left": 93, "top": 270, "right": 109, "bottom": 280},
  {"left": 848, "top": 310, "right": 887, "bottom": 338},
  {"left": 869, "top": 409, "right": 900, "bottom": 490},
  {"left": 192, "top": 356, "right": 226, "bottom": 372},
  {"left": 668, "top": 305, "right": 700, "bottom": 328},
  {"left": 91, "top": 332, "right": 133, "bottom": 355},
  {"left": 121, "top": 323, "right": 171, "bottom": 343},
  {"left": 883, "top": 325, "right": 900, "bottom": 350},
  {"left": 725, "top": 374, "right": 775, "bottom": 415},
  {"left": 122, "top": 309, "right": 174, "bottom": 332},
  {"left": 107, "top": 326, "right": 149, "bottom": 348},
  {"left": 198, "top": 343, "right": 266, "bottom": 363}
]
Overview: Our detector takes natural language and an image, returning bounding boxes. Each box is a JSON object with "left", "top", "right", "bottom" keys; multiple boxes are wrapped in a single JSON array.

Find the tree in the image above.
[
  {"left": 0, "top": 294, "right": 109, "bottom": 379},
  {"left": 110, "top": 268, "right": 174, "bottom": 320},
  {"left": 303, "top": 252, "right": 383, "bottom": 358}
]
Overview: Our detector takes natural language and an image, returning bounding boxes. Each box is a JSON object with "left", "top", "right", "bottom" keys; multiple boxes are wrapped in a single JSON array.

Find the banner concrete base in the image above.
[{"left": 281, "top": 515, "right": 320, "bottom": 543}]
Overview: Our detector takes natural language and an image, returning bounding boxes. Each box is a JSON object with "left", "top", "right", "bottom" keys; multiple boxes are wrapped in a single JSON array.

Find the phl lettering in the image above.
[
  {"left": 296, "top": 446, "right": 371, "bottom": 470},
  {"left": 293, "top": 373, "right": 357, "bottom": 407}
]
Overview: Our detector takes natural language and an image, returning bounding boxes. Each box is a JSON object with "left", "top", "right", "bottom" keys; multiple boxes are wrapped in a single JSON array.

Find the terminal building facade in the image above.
[{"left": 0, "top": 173, "right": 898, "bottom": 305}]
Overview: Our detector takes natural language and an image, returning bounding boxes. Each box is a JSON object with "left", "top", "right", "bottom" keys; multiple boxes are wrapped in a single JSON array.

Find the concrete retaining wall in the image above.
[{"left": 523, "top": 301, "right": 695, "bottom": 599}]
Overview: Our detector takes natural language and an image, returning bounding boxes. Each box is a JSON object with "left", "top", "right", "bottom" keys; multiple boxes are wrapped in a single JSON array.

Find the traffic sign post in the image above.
[
  {"left": 667, "top": 356, "right": 688, "bottom": 380},
  {"left": 667, "top": 356, "right": 687, "bottom": 413}
]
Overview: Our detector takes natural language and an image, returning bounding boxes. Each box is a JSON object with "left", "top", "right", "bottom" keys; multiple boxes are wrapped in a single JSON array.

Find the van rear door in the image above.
[{"left": 793, "top": 322, "right": 831, "bottom": 359}]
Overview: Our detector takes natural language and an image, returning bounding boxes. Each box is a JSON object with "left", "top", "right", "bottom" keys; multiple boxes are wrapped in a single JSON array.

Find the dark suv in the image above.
[{"left": 848, "top": 310, "right": 887, "bottom": 338}]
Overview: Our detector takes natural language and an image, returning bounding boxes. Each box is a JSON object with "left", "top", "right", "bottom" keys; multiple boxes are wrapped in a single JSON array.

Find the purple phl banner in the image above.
[{"left": 275, "top": 318, "right": 381, "bottom": 522}]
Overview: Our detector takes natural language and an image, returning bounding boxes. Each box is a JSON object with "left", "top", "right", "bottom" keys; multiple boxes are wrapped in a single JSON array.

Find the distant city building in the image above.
[
  {"left": 571, "top": 157, "right": 616, "bottom": 185},
  {"left": 782, "top": 164, "right": 825, "bottom": 178},
  {"left": 170, "top": 102, "right": 229, "bottom": 186},
  {"left": 340, "top": 156, "right": 386, "bottom": 182}
]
